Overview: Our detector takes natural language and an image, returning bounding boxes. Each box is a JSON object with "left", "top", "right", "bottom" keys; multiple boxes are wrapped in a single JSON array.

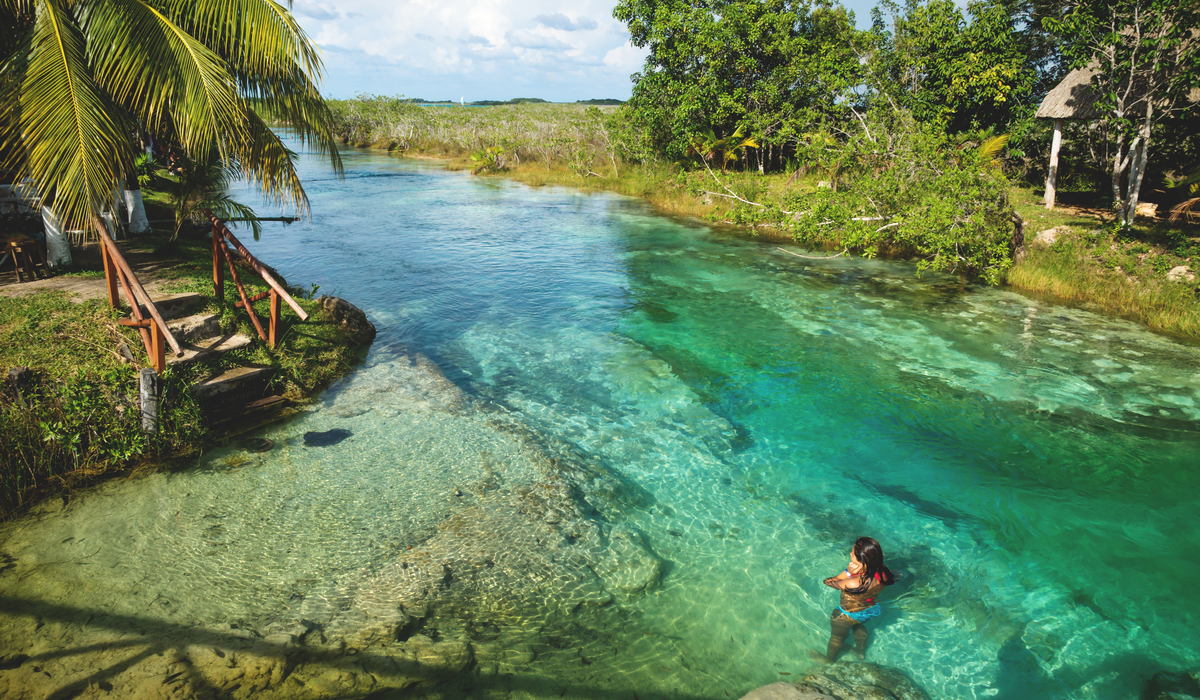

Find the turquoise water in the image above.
[{"left": 3, "top": 143, "right": 1200, "bottom": 699}]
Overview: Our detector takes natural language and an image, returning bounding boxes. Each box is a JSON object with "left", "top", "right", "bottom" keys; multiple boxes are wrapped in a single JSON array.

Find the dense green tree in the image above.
[
  {"left": 614, "top": 0, "right": 865, "bottom": 166},
  {"left": 0, "top": 0, "right": 341, "bottom": 231},
  {"left": 867, "top": 0, "right": 1041, "bottom": 134}
]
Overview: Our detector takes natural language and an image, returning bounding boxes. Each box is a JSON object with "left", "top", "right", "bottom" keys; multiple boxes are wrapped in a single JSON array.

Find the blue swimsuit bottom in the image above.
[{"left": 838, "top": 603, "right": 882, "bottom": 623}]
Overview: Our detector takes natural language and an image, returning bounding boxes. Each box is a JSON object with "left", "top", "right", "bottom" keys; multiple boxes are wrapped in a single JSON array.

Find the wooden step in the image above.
[
  {"left": 167, "top": 333, "right": 252, "bottom": 365},
  {"left": 167, "top": 313, "right": 221, "bottom": 342},
  {"left": 141, "top": 292, "right": 204, "bottom": 321},
  {"left": 209, "top": 396, "right": 296, "bottom": 441},
  {"left": 190, "top": 365, "right": 274, "bottom": 404}
]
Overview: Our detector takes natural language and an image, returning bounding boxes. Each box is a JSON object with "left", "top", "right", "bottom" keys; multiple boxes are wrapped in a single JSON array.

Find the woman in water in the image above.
[{"left": 811, "top": 536, "right": 895, "bottom": 663}]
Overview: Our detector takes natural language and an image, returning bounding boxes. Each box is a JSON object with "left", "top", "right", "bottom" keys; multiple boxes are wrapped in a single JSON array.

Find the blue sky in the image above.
[{"left": 293, "top": 0, "right": 888, "bottom": 102}]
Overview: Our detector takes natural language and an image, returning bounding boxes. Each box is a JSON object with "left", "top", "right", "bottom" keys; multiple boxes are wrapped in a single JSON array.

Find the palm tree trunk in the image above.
[
  {"left": 40, "top": 207, "right": 74, "bottom": 267},
  {"left": 124, "top": 176, "right": 151, "bottom": 235}
]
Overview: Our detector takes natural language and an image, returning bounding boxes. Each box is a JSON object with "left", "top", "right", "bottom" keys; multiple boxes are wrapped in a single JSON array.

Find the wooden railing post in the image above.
[
  {"left": 269, "top": 289, "right": 281, "bottom": 348},
  {"left": 205, "top": 211, "right": 308, "bottom": 321},
  {"left": 221, "top": 242, "right": 268, "bottom": 343},
  {"left": 150, "top": 321, "right": 165, "bottom": 375},
  {"left": 93, "top": 219, "right": 182, "bottom": 357},
  {"left": 101, "top": 243, "right": 119, "bottom": 309},
  {"left": 212, "top": 224, "right": 224, "bottom": 303}
]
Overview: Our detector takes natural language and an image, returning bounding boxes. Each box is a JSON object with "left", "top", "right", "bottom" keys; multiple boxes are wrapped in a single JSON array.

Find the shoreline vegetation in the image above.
[
  {"left": 0, "top": 191, "right": 367, "bottom": 519},
  {"left": 327, "top": 98, "right": 1200, "bottom": 341}
]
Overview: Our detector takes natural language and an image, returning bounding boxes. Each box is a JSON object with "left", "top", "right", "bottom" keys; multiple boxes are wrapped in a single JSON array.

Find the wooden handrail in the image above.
[
  {"left": 93, "top": 218, "right": 183, "bottom": 357},
  {"left": 205, "top": 211, "right": 308, "bottom": 321},
  {"left": 219, "top": 239, "right": 269, "bottom": 342}
]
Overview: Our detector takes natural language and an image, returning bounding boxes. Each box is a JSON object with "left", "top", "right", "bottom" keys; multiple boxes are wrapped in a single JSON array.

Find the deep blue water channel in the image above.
[{"left": 4, "top": 140, "right": 1200, "bottom": 699}]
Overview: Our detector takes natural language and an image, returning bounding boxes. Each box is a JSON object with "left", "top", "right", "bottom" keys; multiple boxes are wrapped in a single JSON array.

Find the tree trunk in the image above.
[
  {"left": 40, "top": 207, "right": 73, "bottom": 267},
  {"left": 1112, "top": 132, "right": 1128, "bottom": 227},
  {"left": 1044, "top": 119, "right": 1063, "bottom": 209},
  {"left": 124, "top": 176, "right": 151, "bottom": 235},
  {"left": 1123, "top": 98, "right": 1156, "bottom": 225}
]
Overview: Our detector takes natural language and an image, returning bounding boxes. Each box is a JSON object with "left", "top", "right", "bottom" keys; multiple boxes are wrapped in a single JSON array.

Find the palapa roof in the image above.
[
  {"left": 1038, "top": 32, "right": 1200, "bottom": 120},
  {"left": 1036, "top": 66, "right": 1103, "bottom": 120}
]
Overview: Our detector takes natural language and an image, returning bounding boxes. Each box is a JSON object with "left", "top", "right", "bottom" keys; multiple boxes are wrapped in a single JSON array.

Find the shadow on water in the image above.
[{"left": 1, "top": 595, "right": 725, "bottom": 700}]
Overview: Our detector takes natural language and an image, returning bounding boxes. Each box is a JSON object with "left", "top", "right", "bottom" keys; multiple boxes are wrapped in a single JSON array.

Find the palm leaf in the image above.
[
  {"left": 235, "top": 107, "right": 309, "bottom": 217},
  {"left": 12, "top": 0, "right": 132, "bottom": 230},
  {"left": 1169, "top": 197, "right": 1200, "bottom": 222},
  {"left": 977, "top": 134, "right": 1010, "bottom": 164},
  {"left": 82, "top": 0, "right": 246, "bottom": 163},
  {"left": 165, "top": 0, "right": 342, "bottom": 174},
  {"left": 1166, "top": 168, "right": 1200, "bottom": 191}
]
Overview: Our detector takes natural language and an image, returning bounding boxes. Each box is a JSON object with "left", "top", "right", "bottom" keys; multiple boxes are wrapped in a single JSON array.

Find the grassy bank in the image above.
[{"left": 0, "top": 199, "right": 365, "bottom": 518}]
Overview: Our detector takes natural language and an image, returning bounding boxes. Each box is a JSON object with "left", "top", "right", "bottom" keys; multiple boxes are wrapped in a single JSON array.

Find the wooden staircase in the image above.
[{"left": 97, "top": 212, "right": 309, "bottom": 440}]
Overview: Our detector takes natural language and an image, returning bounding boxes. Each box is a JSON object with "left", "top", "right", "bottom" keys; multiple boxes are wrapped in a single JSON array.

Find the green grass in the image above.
[{"left": 1008, "top": 188, "right": 1200, "bottom": 337}]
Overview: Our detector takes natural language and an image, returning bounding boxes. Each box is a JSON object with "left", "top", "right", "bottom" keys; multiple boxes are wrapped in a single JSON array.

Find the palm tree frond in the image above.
[
  {"left": 15, "top": 0, "right": 132, "bottom": 229},
  {"left": 1166, "top": 168, "right": 1200, "bottom": 191},
  {"left": 1169, "top": 197, "right": 1200, "bottom": 222},
  {"left": 236, "top": 108, "right": 309, "bottom": 217},
  {"left": 978, "top": 134, "right": 1010, "bottom": 164},
  {"left": 82, "top": 0, "right": 246, "bottom": 162},
  {"left": 168, "top": 0, "right": 323, "bottom": 82},
  {"left": 164, "top": 0, "right": 342, "bottom": 175}
]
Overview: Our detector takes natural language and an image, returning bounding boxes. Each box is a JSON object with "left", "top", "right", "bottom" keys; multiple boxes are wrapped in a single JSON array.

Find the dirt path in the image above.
[{"left": 0, "top": 243, "right": 186, "bottom": 302}]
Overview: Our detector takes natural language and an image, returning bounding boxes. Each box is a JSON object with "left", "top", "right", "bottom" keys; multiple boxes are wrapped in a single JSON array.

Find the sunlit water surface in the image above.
[{"left": 4, "top": 142, "right": 1200, "bottom": 699}]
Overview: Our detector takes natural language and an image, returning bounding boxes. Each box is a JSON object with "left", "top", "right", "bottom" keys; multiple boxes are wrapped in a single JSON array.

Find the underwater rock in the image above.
[
  {"left": 240, "top": 437, "right": 274, "bottom": 453},
  {"left": 739, "top": 682, "right": 836, "bottom": 700},
  {"left": 317, "top": 295, "right": 377, "bottom": 345},
  {"left": 1144, "top": 669, "right": 1200, "bottom": 700},
  {"left": 796, "top": 661, "right": 929, "bottom": 700},
  {"left": 400, "top": 634, "right": 473, "bottom": 673},
  {"left": 593, "top": 524, "right": 664, "bottom": 600},
  {"left": 303, "top": 428, "right": 352, "bottom": 447}
]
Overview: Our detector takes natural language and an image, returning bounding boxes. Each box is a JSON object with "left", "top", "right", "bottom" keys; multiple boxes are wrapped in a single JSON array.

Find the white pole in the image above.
[{"left": 1044, "top": 118, "right": 1063, "bottom": 209}]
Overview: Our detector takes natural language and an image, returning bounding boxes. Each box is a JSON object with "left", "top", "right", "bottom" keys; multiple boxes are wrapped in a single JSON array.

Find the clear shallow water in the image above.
[{"left": 3, "top": 144, "right": 1200, "bottom": 699}]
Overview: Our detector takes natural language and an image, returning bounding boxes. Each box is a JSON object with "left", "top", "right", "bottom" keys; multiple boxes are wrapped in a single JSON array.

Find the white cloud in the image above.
[
  {"left": 535, "top": 13, "right": 598, "bottom": 31},
  {"left": 293, "top": 0, "right": 647, "bottom": 101},
  {"left": 603, "top": 42, "right": 645, "bottom": 72}
]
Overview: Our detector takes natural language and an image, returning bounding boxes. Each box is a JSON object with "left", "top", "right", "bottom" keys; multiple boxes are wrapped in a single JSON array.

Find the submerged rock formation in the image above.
[
  {"left": 739, "top": 662, "right": 929, "bottom": 700},
  {"left": 0, "top": 350, "right": 669, "bottom": 700}
]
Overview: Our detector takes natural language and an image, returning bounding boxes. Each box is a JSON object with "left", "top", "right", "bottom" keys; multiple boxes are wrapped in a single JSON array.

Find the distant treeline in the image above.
[{"left": 390, "top": 97, "right": 623, "bottom": 107}]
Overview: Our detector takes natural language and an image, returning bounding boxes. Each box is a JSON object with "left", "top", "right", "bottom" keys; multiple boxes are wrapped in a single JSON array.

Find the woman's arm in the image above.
[{"left": 823, "top": 574, "right": 859, "bottom": 590}]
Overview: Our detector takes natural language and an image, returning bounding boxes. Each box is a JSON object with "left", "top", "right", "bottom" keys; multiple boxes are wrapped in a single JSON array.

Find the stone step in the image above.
[
  {"left": 167, "top": 333, "right": 253, "bottom": 365},
  {"left": 190, "top": 365, "right": 274, "bottom": 404},
  {"left": 167, "top": 313, "right": 221, "bottom": 343},
  {"left": 141, "top": 292, "right": 205, "bottom": 321}
]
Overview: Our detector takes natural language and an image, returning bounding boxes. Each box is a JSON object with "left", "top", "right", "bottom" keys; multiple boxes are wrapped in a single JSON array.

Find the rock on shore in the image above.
[{"left": 317, "top": 295, "right": 376, "bottom": 345}]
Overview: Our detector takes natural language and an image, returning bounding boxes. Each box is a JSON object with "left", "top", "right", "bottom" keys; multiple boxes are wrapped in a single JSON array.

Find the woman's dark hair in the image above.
[{"left": 846, "top": 536, "right": 895, "bottom": 594}]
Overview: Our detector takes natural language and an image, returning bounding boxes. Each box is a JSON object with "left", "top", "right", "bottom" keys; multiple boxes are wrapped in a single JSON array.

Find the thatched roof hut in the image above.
[
  {"left": 1035, "top": 67, "right": 1102, "bottom": 120},
  {"left": 1036, "top": 63, "right": 1199, "bottom": 208}
]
